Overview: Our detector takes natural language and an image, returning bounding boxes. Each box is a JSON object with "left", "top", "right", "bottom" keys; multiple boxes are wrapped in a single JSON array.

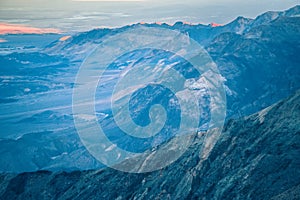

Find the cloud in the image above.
[
  {"left": 0, "top": 23, "right": 61, "bottom": 35},
  {"left": 0, "top": 38, "right": 7, "bottom": 43},
  {"left": 210, "top": 22, "right": 222, "bottom": 27}
]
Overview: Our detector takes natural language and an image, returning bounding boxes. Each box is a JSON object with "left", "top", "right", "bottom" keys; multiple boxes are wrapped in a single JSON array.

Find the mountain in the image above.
[
  {"left": 0, "top": 6, "right": 299, "bottom": 172},
  {"left": 208, "top": 15, "right": 300, "bottom": 117},
  {"left": 44, "top": 5, "right": 300, "bottom": 119},
  {"left": 0, "top": 89, "right": 299, "bottom": 199},
  {"left": 45, "top": 6, "right": 300, "bottom": 57}
]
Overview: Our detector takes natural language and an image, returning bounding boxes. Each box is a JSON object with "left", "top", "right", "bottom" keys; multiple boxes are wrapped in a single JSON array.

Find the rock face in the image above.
[
  {"left": 209, "top": 15, "right": 300, "bottom": 118},
  {"left": 1, "top": 90, "right": 299, "bottom": 200}
]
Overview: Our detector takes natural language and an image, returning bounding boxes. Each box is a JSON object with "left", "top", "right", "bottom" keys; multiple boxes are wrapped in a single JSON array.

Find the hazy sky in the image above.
[{"left": 0, "top": 0, "right": 299, "bottom": 33}]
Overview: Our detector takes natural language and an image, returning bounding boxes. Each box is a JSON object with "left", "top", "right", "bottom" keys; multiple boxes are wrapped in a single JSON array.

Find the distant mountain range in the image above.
[{"left": 0, "top": 5, "right": 299, "bottom": 173}]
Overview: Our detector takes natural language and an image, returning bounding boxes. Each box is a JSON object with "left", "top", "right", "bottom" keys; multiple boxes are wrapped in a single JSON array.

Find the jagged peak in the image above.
[{"left": 284, "top": 5, "right": 300, "bottom": 16}]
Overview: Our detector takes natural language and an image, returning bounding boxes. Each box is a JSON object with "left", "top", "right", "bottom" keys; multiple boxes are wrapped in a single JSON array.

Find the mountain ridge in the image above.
[
  {"left": 0, "top": 89, "right": 299, "bottom": 199},
  {"left": 45, "top": 5, "right": 300, "bottom": 55}
]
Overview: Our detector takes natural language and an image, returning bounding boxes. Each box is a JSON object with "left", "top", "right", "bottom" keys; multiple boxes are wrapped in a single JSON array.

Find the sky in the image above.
[{"left": 0, "top": 0, "right": 299, "bottom": 33}]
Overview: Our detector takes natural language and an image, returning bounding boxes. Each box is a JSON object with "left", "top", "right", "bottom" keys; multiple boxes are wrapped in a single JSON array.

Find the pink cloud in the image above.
[
  {"left": 0, "top": 22, "right": 61, "bottom": 35},
  {"left": 210, "top": 22, "right": 222, "bottom": 27},
  {"left": 183, "top": 21, "right": 192, "bottom": 25}
]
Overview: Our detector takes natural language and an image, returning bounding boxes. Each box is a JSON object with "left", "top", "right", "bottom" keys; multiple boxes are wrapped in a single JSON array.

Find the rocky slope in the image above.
[{"left": 1, "top": 90, "right": 299, "bottom": 200}]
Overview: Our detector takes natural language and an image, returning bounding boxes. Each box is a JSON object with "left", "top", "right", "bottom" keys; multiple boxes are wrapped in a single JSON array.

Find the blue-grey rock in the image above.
[{"left": 0, "top": 90, "right": 299, "bottom": 199}]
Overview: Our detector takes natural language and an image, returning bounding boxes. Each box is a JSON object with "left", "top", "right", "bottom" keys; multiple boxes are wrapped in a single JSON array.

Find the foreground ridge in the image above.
[{"left": 1, "top": 90, "right": 299, "bottom": 199}]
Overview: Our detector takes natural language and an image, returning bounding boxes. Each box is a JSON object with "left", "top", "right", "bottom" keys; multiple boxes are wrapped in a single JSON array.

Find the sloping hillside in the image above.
[{"left": 1, "top": 90, "right": 299, "bottom": 200}]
